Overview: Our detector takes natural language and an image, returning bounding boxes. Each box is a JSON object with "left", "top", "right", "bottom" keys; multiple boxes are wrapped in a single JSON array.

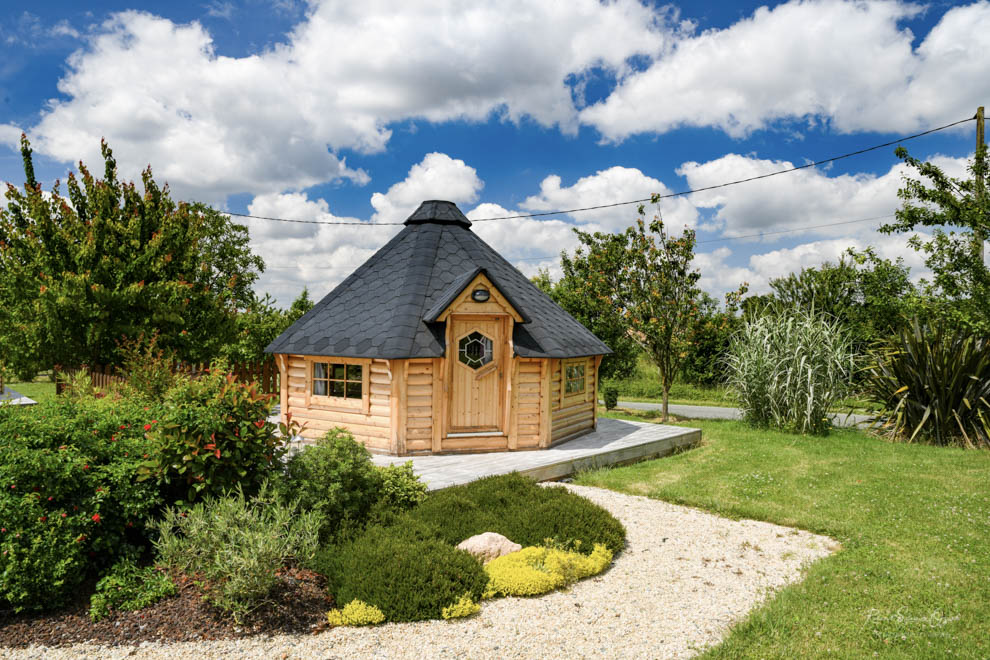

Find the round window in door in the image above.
[{"left": 458, "top": 331, "right": 493, "bottom": 369}]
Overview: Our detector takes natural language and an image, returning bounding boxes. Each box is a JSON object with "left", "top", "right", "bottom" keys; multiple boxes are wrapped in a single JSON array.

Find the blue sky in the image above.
[{"left": 1, "top": 0, "right": 987, "bottom": 304}]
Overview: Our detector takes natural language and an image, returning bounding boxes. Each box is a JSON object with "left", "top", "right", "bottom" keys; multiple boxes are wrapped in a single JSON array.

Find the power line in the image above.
[
  {"left": 262, "top": 212, "right": 897, "bottom": 268},
  {"left": 227, "top": 115, "right": 973, "bottom": 227}
]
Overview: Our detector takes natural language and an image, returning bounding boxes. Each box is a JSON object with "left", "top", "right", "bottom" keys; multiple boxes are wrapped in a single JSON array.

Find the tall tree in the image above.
[
  {"left": 532, "top": 265, "right": 638, "bottom": 382},
  {"left": 769, "top": 250, "right": 915, "bottom": 352},
  {"left": 222, "top": 288, "right": 316, "bottom": 363},
  {"left": 0, "top": 136, "right": 264, "bottom": 375},
  {"left": 571, "top": 198, "right": 701, "bottom": 420},
  {"left": 879, "top": 141, "right": 990, "bottom": 333}
]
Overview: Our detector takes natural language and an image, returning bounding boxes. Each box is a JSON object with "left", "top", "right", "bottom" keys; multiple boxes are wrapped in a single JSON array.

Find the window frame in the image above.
[
  {"left": 561, "top": 358, "right": 588, "bottom": 407},
  {"left": 305, "top": 356, "right": 371, "bottom": 414}
]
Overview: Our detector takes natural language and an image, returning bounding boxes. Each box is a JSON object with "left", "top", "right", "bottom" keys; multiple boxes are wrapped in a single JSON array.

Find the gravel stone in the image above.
[{"left": 6, "top": 484, "right": 837, "bottom": 660}]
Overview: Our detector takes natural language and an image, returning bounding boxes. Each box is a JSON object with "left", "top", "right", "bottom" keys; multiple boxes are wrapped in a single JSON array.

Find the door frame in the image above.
[{"left": 445, "top": 313, "right": 510, "bottom": 434}]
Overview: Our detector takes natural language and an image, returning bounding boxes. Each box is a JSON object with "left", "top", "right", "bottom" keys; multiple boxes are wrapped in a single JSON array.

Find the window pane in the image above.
[
  {"left": 313, "top": 380, "right": 328, "bottom": 396},
  {"left": 346, "top": 364, "right": 362, "bottom": 381},
  {"left": 313, "top": 362, "right": 328, "bottom": 379},
  {"left": 330, "top": 381, "right": 345, "bottom": 398},
  {"left": 332, "top": 364, "right": 347, "bottom": 380},
  {"left": 346, "top": 382, "right": 362, "bottom": 399}
]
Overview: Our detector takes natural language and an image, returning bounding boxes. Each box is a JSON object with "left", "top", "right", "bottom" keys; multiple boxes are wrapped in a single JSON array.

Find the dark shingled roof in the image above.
[{"left": 265, "top": 200, "right": 611, "bottom": 359}]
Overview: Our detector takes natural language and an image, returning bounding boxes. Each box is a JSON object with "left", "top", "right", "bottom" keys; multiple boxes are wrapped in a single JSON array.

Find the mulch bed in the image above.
[{"left": 0, "top": 568, "right": 333, "bottom": 649}]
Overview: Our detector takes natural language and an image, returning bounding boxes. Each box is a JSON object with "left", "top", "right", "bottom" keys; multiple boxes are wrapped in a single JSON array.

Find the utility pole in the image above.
[{"left": 976, "top": 106, "right": 986, "bottom": 266}]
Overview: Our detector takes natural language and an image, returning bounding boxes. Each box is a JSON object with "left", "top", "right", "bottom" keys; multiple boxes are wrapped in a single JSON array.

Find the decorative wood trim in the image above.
[
  {"left": 389, "top": 359, "right": 407, "bottom": 455},
  {"left": 277, "top": 354, "right": 288, "bottom": 425},
  {"left": 539, "top": 358, "right": 551, "bottom": 448},
  {"left": 436, "top": 273, "right": 524, "bottom": 323},
  {"left": 593, "top": 355, "right": 603, "bottom": 430},
  {"left": 431, "top": 357, "right": 443, "bottom": 453},
  {"left": 508, "top": 356, "right": 519, "bottom": 450}
]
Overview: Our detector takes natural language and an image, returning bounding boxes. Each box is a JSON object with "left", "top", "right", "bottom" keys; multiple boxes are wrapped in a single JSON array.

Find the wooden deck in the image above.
[{"left": 370, "top": 418, "right": 700, "bottom": 490}]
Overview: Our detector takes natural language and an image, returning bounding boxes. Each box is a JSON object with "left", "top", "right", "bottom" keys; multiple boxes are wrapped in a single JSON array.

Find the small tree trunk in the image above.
[{"left": 658, "top": 366, "right": 669, "bottom": 422}]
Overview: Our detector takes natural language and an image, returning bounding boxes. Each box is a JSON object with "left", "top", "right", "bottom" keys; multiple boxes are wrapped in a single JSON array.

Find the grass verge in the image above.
[
  {"left": 575, "top": 415, "right": 990, "bottom": 658},
  {"left": 3, "top": 380, "right": 55, "bottom": 403}
]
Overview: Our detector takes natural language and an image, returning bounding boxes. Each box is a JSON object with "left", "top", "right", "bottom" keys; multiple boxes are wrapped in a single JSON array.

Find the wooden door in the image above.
[{"left": 447, "top": 316, "right": 504, "bottom": 433}]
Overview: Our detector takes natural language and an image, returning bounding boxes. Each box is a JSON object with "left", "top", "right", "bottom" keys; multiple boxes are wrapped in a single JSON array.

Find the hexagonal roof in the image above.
[{"left": 265, "top": 200, "right": 611, "bottom": 359}]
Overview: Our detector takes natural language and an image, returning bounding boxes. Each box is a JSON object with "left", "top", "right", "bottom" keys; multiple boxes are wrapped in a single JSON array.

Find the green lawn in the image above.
[
  {"left": 3, "top": 380, "right": 56, "bottom": 403},
  {"left": 576, "top": 411, "right": 990, "bottom": 658}
]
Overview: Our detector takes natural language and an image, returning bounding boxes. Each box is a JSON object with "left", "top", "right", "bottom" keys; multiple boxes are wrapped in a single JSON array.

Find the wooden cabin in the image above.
[{"left": 266, "top": 200, "right": 611, "bottom": 455}]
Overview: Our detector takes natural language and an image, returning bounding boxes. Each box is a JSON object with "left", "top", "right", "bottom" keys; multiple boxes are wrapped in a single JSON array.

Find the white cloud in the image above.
[
  {"left": 696, "top": 231, "right": 932, "bottom": 297},
  {"left": 10, "top": 1, "right": 666, "bottom": 203},
  {"left": 679, "top": 153, "right": 971, "bottom": 240},
  {"left": 581, "top": 0, "right": 990, "bottom": 140},
  {"left": 370, "top": 153, "right": 482, "bottom": 224},
  {"left": 520, "top": 166, "right": 698, "bottom": 232},
  {"left": 469, "top": 203, "right": 582, "bottom": 280}
]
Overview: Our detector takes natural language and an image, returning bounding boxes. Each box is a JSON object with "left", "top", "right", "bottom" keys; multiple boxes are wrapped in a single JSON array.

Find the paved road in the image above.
[{"left": 614, "top": 400, "right": 872, "bottom": 428}]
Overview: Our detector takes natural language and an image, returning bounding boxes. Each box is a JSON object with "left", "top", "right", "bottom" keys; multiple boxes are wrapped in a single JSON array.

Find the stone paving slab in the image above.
[{"left": 370, "top": 418, "right": 700, "bottom": 490}]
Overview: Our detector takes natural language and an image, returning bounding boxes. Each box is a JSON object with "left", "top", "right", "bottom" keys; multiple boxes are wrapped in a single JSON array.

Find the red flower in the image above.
[
  {"left": 144, "top": 424, "right": 152, "bottom": 431},
  {"left": 210, "top": 433, "right": 216, "bottom": 442},
  {"left": 204, "top": 443, "right": 215, "bottom": 450},
  {"left": 151, "top": 419, "right": 157, "bottom": 424},
  {"left": 119, "top": 425, "right": 126, "bottom": 430},
  {"left": 91, "top": 513, "right": 101, "bottom": 523},
  {"left": 48, "top": 496, "right": 53, "bottom": 501},
  {"left": 215, "top": 449, "right": 221, "bottom": 459},
  {"left": 254, "top": 420, "right": 265, "bottom": 429},
  {"left": 61, "top": 513, "right": 67, "bottom": 519},
  {"left": 39, "top": 516, "right": 47, "bottom": 522},
  {"left": 82, "top": 464, "right": 89, "bottom": 470},
  {"left": 1, "top": 528, "right": 6, "bottom": 533}
]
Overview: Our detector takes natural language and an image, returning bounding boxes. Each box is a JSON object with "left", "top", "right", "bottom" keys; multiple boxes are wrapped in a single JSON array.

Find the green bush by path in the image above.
[
  {"left": 314, "top": 524, "right": 488, "bottom": 623},
  {"left": 400, "top": 473, "right": 626, "bottom": 555},
  {"left": 311, "top": 473, "right": 625, "bottom": 624},
  {"left": 577, "top": 417, "right": 990, "bottom": 659}
]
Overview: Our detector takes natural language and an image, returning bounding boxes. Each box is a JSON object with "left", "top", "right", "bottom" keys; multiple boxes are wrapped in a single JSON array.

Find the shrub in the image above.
[
  {"left": 863, "top": 319, "right": 990, "bottom": 447},
  {"left": 89, "top": 559, "right": 176, "bottom": 621},
  {"left": 399, "top": 473, "right": 625, "bottom": 554},
  {"left": 0, "top": 397, "right": 164, "bottom": 611},
  {"left": 441, "top": 594, "right": 481, "bottom": 619},
  {"left": 482, "top": 543, "right": 612, "bottom": 598},
  {"left": 118, "top": 332, "right": 178, "bottom": 400},
  {"left": 282, "top": 429, "right": 383, "bottom": 539},
  {"left": 314, "top": 524, "right": 488, "bottom": 623},
  {"left": 152, "top": 482, "right": 322, "bottom": 621},
  {"left": 139, "top": 363, "right": 291, "bottom": 505},
  {"left": 375, "top": 461, "right": 428, "bottom": 512},
  {"left": 726, "top": 308, "right": 854, "bottom": 434},
  {"left": 602, "top": 385, "right": 619, "bottom": 411},
  {"left": 326, "top": 600, "right": 386, "bottom": 626}
]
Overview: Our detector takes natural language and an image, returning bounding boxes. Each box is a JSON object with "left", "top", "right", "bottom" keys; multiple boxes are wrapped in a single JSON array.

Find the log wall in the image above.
[
  {"left": 549, "top": 355, "right": 598, "bottom": 444},
  {"left": 283, "top": 354, "right": 392, "bottom": 452}
]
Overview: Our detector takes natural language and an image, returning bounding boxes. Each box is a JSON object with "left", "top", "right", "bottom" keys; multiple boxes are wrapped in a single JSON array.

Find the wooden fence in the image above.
[{"left": 55, "top": 358, "right": 280, "bottom": 395}]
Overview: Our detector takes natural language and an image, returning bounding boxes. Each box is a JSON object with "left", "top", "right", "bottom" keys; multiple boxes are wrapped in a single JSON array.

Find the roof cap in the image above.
[{"left": 404, "top": 200, "right": 472, "bottom": 227}]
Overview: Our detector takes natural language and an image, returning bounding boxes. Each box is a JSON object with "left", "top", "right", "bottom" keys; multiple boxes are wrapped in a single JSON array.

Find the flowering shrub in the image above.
[
  {"left": 139, "top": 363, "right": 293, "bottom": 505},
  {"left": 326, "top": 599, "right": 386, "bottom": 626},
  {"left": 441, "top": 594, "right": 481, "bottom": 620},
  {"left": 0, "top": 397, "right": 164, "bottom": 611},
  {"left": 482, "top": 543, "right": 613, "bottom": 598}
]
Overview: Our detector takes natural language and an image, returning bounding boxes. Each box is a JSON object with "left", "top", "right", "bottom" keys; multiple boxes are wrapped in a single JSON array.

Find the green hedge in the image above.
[
  {"left": 398, "top": 473, "right": 626, "bottom": 554},
  {"left": 313, "top": 473, "right": 626, "bottom": 623}
]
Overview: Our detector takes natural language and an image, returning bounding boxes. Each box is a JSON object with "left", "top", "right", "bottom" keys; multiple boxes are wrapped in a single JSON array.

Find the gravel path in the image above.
[{"left": 6, "top": 485, "right": 837, "bottom": 660}]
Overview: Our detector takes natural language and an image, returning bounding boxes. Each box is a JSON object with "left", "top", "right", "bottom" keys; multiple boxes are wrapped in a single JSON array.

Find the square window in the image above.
[
  {"left": 332, "top": 364, "right": 347, "bottom": 380},
  {"left": 346, "top": 364, "right": 362, "bottom": 380},
  {"left": 313, "top": 363, "right": 328, "bottom": 380},
  {"left": 330, "top": 381, "right": 346, "bottom": 398},
  {"left": 313, "top": 380, "right": 328, "bottom": 396}
]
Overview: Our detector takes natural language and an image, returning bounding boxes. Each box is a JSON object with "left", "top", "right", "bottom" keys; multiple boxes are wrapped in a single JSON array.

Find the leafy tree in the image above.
[
  {"left": 0, "top": 136, "right": 264, "bottom": 374},
  {"left": 531, "top": 266, "right": 638, "bottom": 381},
  {"left": 769, "top": 250, "right": 915, "bottom": 353},
  {"left": 222, "top": 288, "right": 316, "bottom": 363},
  {"left": 879, "top": 142, "right": 990, "bottom": 333},
  {"left": 681, "top": 290, "right": 744, "bottom": 387},
  {"left": 570, "top": 199, "right": 701, "bottom": 420}
]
